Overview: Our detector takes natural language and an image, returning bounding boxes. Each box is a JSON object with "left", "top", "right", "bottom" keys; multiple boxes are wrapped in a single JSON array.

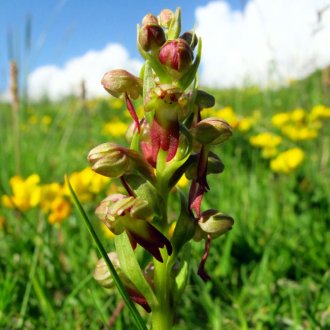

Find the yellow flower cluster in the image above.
[
  {"left": 270, "top": 148, "right": 305, "bottom": 174},
  {"left": 102, "top": 118, "right": 128, "bottom": 137},
  {"left": 203, "top": 106, "right": 259, "bottom": 132},
  {"left": 271, "top": 106, "right": 329, "bottom": 142},
  {"left": 1, "top": 168, "right": 110, "bottom": 224},
  {"left": 249, "top": 132, "right": 282, "bottom": 158}
]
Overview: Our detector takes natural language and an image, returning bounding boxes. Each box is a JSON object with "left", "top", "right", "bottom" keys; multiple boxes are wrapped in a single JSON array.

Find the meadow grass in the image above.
[{"left": 0, "top": 70, "right": 329, "bottom": 329}]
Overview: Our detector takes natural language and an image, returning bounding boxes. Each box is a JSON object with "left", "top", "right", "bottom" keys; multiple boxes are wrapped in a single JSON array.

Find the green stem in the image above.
[{"left": 152, "top": 253, "right": 173, "bottom": 330}]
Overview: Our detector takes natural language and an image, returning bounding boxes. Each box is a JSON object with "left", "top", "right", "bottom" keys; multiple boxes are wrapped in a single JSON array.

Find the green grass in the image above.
[{"left": 0, "top": 70, "right": 329, "bottom": 329}]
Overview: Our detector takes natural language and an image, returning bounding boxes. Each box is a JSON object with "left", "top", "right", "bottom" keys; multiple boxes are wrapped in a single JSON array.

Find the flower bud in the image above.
[
  {"left": 159, "top": 39, "right": 193, "bottom": 73},
  {"left": 191, "top": 118, "right": 232, "bottom": 146},
  {"left": 179, "top": 31, "right": 198, "bottom": 50},
  {"left": 93, "top": 252, "right": 128, "bottom": 289},
  {"left": 158, "top": 9, "right": 174, "bottom": 28},
  {"left": 88, "top": 143, "right": 130, "bottom": 178},
  {"left": 195, "top": 90, "right": 215, "bottom": 109},
  {"left": 142, "top": 13, "right": 158, "bottom": 26},
  {"left": 194, "top": 210, "right": 234, "bottom": 241},
  {"left": 138, "top": 23, "right": 166, "bottom": 52},
  {"left": 101, "top": 69, "right": 142, "bottom": 99}
]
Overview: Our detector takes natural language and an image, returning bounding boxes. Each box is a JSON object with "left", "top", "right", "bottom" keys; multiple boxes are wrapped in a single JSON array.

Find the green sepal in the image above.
[
  {"left": 171, "top": 191, "right": 196, "bottom": 254},
  {"left": 143, "top": 60, "right": 156, "bottom": 124},
  {"left": 167, "top": 8, "right": 181, "bottom": 40},
  {"left": 137, "top": 31, "right": 169, "bottom": 83},
  {"left": 121, "top": 218, "right": 172, "bottom": 262},
  {"left": 124, "top": 174, "right": 162, "bottom": 218},
  {"left": 115, "top": 233, "right": 158, "bottom": 308},
  {"left": 177, "top": 38, "right": 202, "bottom": 90}
]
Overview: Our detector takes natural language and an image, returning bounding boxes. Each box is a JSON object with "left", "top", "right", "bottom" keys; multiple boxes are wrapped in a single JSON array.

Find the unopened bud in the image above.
[
  {"left": 191, "top": 118, "right": 232, "bottom": 146},
  {"left": 194, "top": 210, "right": 234, "bottom": 240},
  {"left": 101, "top": 69, "right": 142, "bottom": 99},
  {"left": 93, "top": 252, "right": 136, "bottom": 291},
  {"left": 195, "top": 90, "right": 215, "bottom": 109},
  {"left": 139, "top": 23, "right": 166, "bottom": 52},
  {"left": 142, "top": 13, "right": 158, "bottom": 25},
  {"left": 158, "top": 9, "right": 174, "bottom": 28},
  {"left": 159, "top": 39, "right": 193, "bottom": 73},
  {"left": 93, "top": 252, "right": 121, "bottom": 289},
  {"left": 179, "top": 31, "right": 198, "bottom": 50},
  {"left": 88, "top": 143, "right": 130, "bottom": 178}
]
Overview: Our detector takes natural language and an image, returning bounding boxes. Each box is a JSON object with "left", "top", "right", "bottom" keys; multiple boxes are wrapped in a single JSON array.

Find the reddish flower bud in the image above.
[
  {"left": 139, "top": 15, "right": 166, "bottom": 52},
  {"left": 159, "top": 39, "right": 193, "bottom": 73}
]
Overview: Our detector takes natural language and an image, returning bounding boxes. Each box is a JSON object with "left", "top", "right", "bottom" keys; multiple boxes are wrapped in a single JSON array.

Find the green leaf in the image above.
[
  {"left": 171, "top": 192, "right": 196, "bottom": 253},
  {"left": 168, "top": 8, "right": 181, "bottom": 40},
  {"left": 66, "top": 176, "right": 147, "bottom": 330},
  {"left": 178, "top": 38, "right": 202, "bottom": 90},
  {"left": 173, "top": 244, "right": 190, "bottom": 301},
  {"left": 115, "top": 232, "right": 158, "bottom": 308}
]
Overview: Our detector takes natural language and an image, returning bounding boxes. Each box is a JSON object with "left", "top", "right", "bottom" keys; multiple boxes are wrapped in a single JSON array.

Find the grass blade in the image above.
[{"left": 65, "top": 175, "right": 147, "bottom": 330}]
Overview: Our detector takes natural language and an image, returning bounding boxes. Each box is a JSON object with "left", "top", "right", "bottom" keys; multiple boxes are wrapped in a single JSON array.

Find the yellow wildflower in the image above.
[
  {"left": 48, "top": 197, "right": 71, "bottom": 224},
  {"left": 109, "top": 98, "right": 124, "bottom": 110},
  {"left": 261, "top": 147, "right": 278, "bottom": 159},
  {"left": 102, "top": 119, "right": 128, "bottom": 137},
  {"left": 177, "top": 174, "right": 189, "bottom": 188},
  {"left": 40, "top": 182, "right": 64, "bottom": 213},
  {"left": 101, "top": 223, "right": 115, "bottom": 238},
  {"left": 249, "top": 132, "right": 282, "bottom": 149},
  {"left": 65, "top": 167, "right": 110, "bottom": 202},
  {"left": 41, "top": 115, "right": 52, "bottom": 126},
  {"left": 290, "top": 108, "right": 305, "bottom": 122},
  {"left": 28, "top": 115, "right": 38, "bottom": 125},
  {"left": 168, "top": 222, "right": 176, "bottom": 238},
  {"left": 214, "top": 107, "right": 238, "bottom": 127},
  {"left": 309, "top": 104, "right": 330, "bottom": 121},
  {"left": 270, "top": 148, "right": 304, "bottom": 174},
  {"left": 281, "top": 125, "right": 318, "bottom": 141},
  {"left": 271, "top": 112, "right": 290, "bottom": 127},
  {"left": 2, "top": 174, "right": 41, "bottom": 211},
  {"left": 237, "top": 117, "right": 254, "bottom": 132}
]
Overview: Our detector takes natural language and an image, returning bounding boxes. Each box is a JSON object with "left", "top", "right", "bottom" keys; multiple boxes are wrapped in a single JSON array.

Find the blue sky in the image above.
[
  {"left": 1, "top": 0, "right": 329, "bottom": 99},
  {"left": 0, "top": 0, "right": 246, "bottom": 93}
]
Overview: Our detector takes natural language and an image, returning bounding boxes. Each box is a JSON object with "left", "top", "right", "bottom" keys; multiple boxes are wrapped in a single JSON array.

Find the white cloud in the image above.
[
  {"left": 19, "top": 1, "right": 330, "bottom": 100},
  {"left": 196, "top": 0, "right": 330, "bottom": 88},
  {"left": 28, "top": 43, "right": 142, "bottom": 100}
]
